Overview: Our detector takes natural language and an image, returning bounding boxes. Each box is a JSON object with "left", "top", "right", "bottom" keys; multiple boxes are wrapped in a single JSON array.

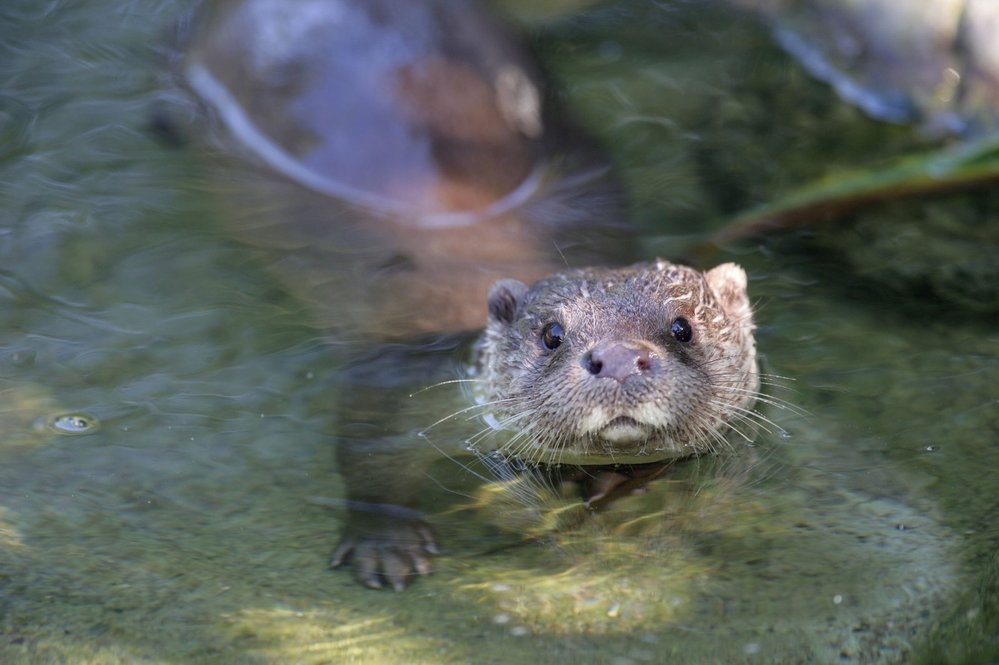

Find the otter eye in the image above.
[
  {"left": 670, "top": 317, "right": 693, "bottom": 343},
  {"left": 541, "top": 322, "right": 565, "bottom": 350}
]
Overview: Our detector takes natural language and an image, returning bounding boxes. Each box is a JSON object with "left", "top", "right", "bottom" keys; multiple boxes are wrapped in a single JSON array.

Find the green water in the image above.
[{"left": 1, "top": 1, "right": 996, "bottom": 664}]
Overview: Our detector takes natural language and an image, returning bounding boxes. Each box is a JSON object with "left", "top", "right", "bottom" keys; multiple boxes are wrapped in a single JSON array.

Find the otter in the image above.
[
  {"left": 475, "top": 260, "right": 758, "bottom": 466},
  {"left": 331, "top": 259, "right": 759, "bottom": 590},
  {"left": 170, "top": 0, "right": 761, "bottom": 592}
]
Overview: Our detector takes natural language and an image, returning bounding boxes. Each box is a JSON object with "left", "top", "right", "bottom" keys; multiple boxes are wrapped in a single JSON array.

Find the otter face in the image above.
[{"left": 474, "top": 260, "right": 759, "bottom": 465}]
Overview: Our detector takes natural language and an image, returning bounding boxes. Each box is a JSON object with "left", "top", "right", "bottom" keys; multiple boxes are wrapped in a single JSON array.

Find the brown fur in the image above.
[{"left": 474, "top": 260, "right": 759, "bottom": 465}]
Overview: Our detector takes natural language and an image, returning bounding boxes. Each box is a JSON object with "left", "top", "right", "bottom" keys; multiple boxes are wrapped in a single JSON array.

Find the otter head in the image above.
[{"left": 473, "top": 260, "right": 759, "bottom": 465}]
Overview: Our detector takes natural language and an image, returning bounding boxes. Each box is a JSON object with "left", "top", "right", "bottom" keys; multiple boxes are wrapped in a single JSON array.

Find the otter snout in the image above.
[{"left": 583, "top": 342, "right": 654, "bottom": 383}]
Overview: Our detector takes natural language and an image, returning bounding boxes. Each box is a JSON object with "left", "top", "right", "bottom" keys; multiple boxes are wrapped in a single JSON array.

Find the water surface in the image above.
[{"left": 0, "top": 1, "right": 996, "bottom": 663}]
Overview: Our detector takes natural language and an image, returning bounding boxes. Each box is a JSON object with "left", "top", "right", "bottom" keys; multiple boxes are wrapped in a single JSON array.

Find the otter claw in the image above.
[
  {"left": 329, "top": 536, "right": 357, "bottom": 569},
  {"left": 331, "top": 517, "right": 438, "bottom": 590}
]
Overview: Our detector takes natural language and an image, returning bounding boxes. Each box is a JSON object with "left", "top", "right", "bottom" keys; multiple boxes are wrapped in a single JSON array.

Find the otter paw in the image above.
[{"left": 330, "top": 520, "right": 438, "bottom": 591}]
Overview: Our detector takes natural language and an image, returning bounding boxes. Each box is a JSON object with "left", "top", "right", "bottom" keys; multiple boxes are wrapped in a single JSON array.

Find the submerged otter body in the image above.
[
  {"left": 171, "top": 0, "right": 630, "bottom": 340},
  {"left": 474, "top": 260, "right": 759, "bottom": 466}
]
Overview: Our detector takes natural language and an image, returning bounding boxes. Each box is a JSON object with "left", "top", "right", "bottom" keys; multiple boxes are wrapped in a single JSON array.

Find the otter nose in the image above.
[{"left": 584, "top": 343, "right": 652, "bottom": 382}]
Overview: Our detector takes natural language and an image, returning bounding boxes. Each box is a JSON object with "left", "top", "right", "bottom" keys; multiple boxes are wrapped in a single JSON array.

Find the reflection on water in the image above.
[{"left": 0, "top": 1, "right": 996, "bottom": 663}]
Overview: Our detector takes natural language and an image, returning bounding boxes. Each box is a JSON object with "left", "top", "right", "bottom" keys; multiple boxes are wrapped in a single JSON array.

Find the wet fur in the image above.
[{"left": 472, "top": 260, "right": 761, "bottom": 465}]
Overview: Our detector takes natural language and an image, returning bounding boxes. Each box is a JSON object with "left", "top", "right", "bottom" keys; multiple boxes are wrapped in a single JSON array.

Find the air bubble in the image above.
[{"left": 38, "top": 413, "right": 100, "bottom": 436}]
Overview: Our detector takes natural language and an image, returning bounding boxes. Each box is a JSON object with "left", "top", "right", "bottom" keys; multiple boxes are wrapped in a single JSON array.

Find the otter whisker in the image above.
[
  {"left": 701, "top": 417, "right": 739, "bottom": 452},
  {"left": 493, "top": 417, "right": 546, "bottom": 458},
  {"left": 755, "top": 371, "right": 798, "bottom": 384},
  {"left": 418, "top": 431, "right": 504, "bottom": 486},
  {"left": 421, "top": 396, "right": 524, "bottom": 434},
  {"left": 475, "top": 454, "right": 554, "bottom": 507},
  {"left": 714, "top": 386, "right": 807, "bottom": 416},
  {"left": 704, "top": 399, "right": 783, "bottom": 437},
  {"left": 409, "top": 377, "right": 483, "bottom": 397},
  {"left": 481, "top": 404, "right": 540, "bottom": 440}
]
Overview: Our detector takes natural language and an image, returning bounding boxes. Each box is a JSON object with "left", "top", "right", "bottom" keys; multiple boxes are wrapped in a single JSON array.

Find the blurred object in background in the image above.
[{"left": 728, "top": 0, "right": 999, "bottom": 136}]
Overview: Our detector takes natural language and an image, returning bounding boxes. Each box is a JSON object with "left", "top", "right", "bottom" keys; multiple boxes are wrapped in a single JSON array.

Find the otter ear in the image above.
[
  {"left": 487, "top": 279, "right": 529, "bottom": 325},
  {"left": 705, "top": 263, "right": 751, "bottom": 319}
]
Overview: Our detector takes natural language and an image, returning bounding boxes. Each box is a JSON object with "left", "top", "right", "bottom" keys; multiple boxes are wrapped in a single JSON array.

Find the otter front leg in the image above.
[
  {"left": 327, "top": 336, "right": 471, "bottom": 590},
  {"left": 330, "top": 433, "right": 441, "bottom": 591}
]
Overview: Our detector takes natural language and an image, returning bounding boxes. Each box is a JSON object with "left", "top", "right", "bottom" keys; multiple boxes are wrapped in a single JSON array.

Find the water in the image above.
[{"left": 1, "top": 1, "right": 997, "bottom": 663}]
